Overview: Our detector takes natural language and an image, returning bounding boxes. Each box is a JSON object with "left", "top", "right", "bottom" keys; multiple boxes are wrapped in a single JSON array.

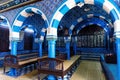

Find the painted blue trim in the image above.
[
  {"left": 37, "top": 10, "right": 42, "bottom": 15},
  {"left": 17, "top": 15, "right": 26, "bottom": 22},
  {"left": 50, "top": 0, "right": 119, "bottom": 36},
  {"left": 76, "top": 48, "right": 107, "bottom": 53},
  {"left": 94, "top": 0, "right": 104, "bottom": 8},
  {"left": 39, "top": 42, "right": 42, "bottom": 57},
  {"left": 11, "top": 7, "right": 49, "bottom": 41},
  {"left": 76, "top": 18, "right": 109, "bottom": 34},
  {"left": 11, "top": 41, "right": 17, "bottom": 55},
  {"left": 110, "top": 9, "right": 119, "bottom": 22},
  {"left": 47, "top": 40, "right": 56, "bottom": 80},
  {"left": 47, "top": 75, "right": 56, "bottom": 80},
  {"left": 66, "top": 41, "right": 70, "bottom": 60},
  {"left": 109, "top": 0, "right": 120, "bottom": 13},
  {"left": 40, "top": 31, "right": 45, "bottom": 36},
  {"left": 52, "top": 19, "right": 59, "bottom": 28},
  {"left": 69, "top": 14, "right": 112, "bottom": 35},
  {"left": 44, "top": 20, "right": 48, "bottom": 28},
  {"left": 116, "top": 38, "right": 120, "bottom": 80},
  {"left": 75, "top": 0, "right": 84, "bottom": 4},
  {"left": 13, "top": 26, "right": 21, "bottom": 32},
  {"left": 25, "top": 8, "right": 32, "bottom": 13},
  {"left": 9, "top": 41, "right": 17, "bottom": 76},
  {"left": 48, "top": 40, "right": 56, "bottom": 58},
  {"left": 59, "top": 5, "right": 69, "bottom": 15}
]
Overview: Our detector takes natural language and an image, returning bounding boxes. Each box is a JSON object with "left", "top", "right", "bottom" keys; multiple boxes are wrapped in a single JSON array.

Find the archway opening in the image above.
[{"left": 77, "top": 24, "right": 106, "bottom": 52}]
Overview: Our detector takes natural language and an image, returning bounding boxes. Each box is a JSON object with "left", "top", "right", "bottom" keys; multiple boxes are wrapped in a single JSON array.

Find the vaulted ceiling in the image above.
[
  {"left": 59, "top": 4, "right": 111, "bottom": 28},
  {"left": 0, "top": 0, "right": 120, "bottom": 35}
]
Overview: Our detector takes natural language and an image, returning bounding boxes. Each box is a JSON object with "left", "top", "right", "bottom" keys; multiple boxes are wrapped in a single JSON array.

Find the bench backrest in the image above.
[
  {"left": 4, "top": 53, "right": 39, "bottom": 65},
  {"left": 17, "top": 53, "right": 39, "bottom": 61},
  {"left": 4, "top": 55, "right": 18, "bottom": 66},
  {"left": 38, "top": 57, "right": 64, "bottom": 72}
]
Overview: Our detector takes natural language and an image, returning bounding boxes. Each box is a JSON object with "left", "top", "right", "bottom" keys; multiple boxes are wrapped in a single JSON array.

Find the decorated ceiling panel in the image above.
[{"left": 0, "top": 0, "right": 120, "bottom": 33}]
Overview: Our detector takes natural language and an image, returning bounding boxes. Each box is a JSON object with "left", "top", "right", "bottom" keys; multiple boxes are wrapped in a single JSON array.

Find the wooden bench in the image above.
[
  {"left": 3, "top": 52, "right": 40, "bottom": 76},
  {"left": 37, "top": 55, "right": 80, "bottom": 79}
]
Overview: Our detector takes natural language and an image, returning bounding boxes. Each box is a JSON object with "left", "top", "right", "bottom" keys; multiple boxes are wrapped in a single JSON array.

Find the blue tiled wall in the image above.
[{"left": 1, "top": 0, "right": 64, "bottom": 25}]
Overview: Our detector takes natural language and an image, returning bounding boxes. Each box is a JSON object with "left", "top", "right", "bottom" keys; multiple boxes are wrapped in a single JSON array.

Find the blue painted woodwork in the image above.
[
  {"left": 116, "top": 38, "right": 120, "bottom": 80},
  {"left": 48, "top": 40, "right": 56, "bottom": 80},
  {"left": 39, "top": 42, "right": 42, "bottom": 57}
]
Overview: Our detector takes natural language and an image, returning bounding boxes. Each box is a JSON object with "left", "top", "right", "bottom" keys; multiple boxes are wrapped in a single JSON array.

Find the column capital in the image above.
[
  {"left": 10, "top": 37, "right": 21, "bottom": 42},
  {"left": 114, "top": 31, "right": 120, "bottom": 38},
  {"left": 34, "top": 38, "right": 43, "bottom": 43},
  {"left": 46, "top": 35, "right": 57, "bottom": 41},
  {"left": 64, "top": 36, "right": 71, "bottom": 43}
]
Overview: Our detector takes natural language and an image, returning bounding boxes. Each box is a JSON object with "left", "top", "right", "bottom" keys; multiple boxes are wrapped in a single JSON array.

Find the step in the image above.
[{"left": 81, "top": 57, "right": 100, "bottom": 61}]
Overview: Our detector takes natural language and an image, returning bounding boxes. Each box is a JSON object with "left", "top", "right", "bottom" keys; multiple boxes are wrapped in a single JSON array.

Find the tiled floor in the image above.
[
  {"left": 70, "top": 60, "right": 106, "bottom": 80},
  {"left": 0, "top": 60, "right": 105, "bottom": 80},
  {"left": 0, "top": 68, "right": 46, "bottom": 80}
]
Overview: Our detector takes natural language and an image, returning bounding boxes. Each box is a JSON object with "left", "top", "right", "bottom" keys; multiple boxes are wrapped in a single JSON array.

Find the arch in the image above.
[
  {"left": 75, "top": 18, "right": 110, "bottom": 34},
  {"left": 0, "top": 15, "right": 11, "bottom": 28},
  {"left": 69, "top": 14, "right": 113, "bottom": 35},
  {"left": 48, "top": 0, "right": 120, "bottom": 38},
  {"left": 11, "top": 7, "right": 49, "bottom": 41}
]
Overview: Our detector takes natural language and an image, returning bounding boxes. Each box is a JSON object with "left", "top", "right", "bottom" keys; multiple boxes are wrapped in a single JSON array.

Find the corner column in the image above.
[
  {"left": 115, "top": 34, "right": 120, "bottom": 80},
  {"left": 114, "top": 20, "right": 120, "bottom": 80},
  {"left": 9, "top": 39, "right": 18, "bottom": 76}
]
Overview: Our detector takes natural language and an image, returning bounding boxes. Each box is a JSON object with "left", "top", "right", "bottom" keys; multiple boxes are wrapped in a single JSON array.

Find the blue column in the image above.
[
  {"left": 116, "top": 38, "right": 120, "bottom": 80},
  {"left": 73, "top": 36, "right": 77, "bottom": 55},
  {"left": 9, "top": 41, "right": 17, "bottom": 76},
  {"left": 47, "top": 40, "right": 56, "bottom": 80},
  {"left": 73, "top": 43, "right": 77, "bottom": 55},
  {"left": 11, "top": 41, "right": 17, "bottom": 55},
  {"left": 66, "top": 41, "right": 70, "bottom": 60},
  {"left": 48, "top": 40, "right": 56, "bottom": 58},
  {"left": 39, "top": 42, "right": 42, "bottom": 57}
]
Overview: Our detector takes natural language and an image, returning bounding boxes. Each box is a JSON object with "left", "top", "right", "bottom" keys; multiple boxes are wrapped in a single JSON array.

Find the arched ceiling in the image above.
[
  {"left": 22, "top": 13, "right": 46, "bottom": 37},
  {"left": 59, "top": 4, "right": 111, "bottom": 29}
]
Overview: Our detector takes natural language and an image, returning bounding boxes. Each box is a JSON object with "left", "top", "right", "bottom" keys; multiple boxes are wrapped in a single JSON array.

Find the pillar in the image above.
[
  {"left": 47, "top": 39, "right": 56, "bottom": 80},
  {"left": 9, "top": 41, "right": 17, "bottom": 76},
  {"left": 66, "top": 41, "right": 70, "bottom": 60},
  {"left": 48, "top": 40, "right": 56, "bottom": 58},
  {"left": 73, "top": 36, "right": 77, "bottom": 55},
  {"left": 64, "top": 36, "right": 71, "bottom": 60},
  {"left": 11, "top": 41, "right": 17, "bottom": 55},
  {"left": 116, "top": 37, "right": 120, "bottom": 80},
  {"left": 39, "top": 42, "right": 42, "bottom": 57},
  {"left": 35, "top": 38, "right": 43, "bottom": 57}
]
